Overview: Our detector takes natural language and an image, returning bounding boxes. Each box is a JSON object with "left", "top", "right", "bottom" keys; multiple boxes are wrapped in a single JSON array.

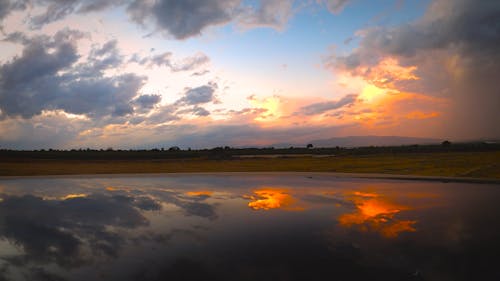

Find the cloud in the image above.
[
  {"left": 133, "top": 94, "right": 162, "bottom": 110},
  {"left": 0, "top": 30, "right": 146, "bottom": 119},
  {"left": 238, "top": 0, "right": 294, "bottom": 30},
  {"left": 0, "top": 193, "right": 150, "bottom": 267},
  {"left": 171, "top": 52, "right": 210, "bottom": 72},
  {"left": 143, "top": 51, "right": 173, "bottom": 67},
  {"left": 0, "top": 0, "right": 12, "bottom": 21},
  {"left": 326, "top": 0, "right": 500, "bottom": 139},
  {"left": 320, "top": 0, "right": 351, "bottom": 14},
  {"left": 128, "top": 0, "right": 241, "bottom": 39},
  {"left": 3, "top": 0, "right": 298, "bottom": 39},
  {"left": 135, "top": 51, "right": 210, "bottom": 72},
  {"left": 298, "top": 94, "right": 358, "bottom": 115},
  {"left": 192, "top": 106, "right": 210, "bottom": 117},
  {"left": 127, "top": 0, "right": 296, "bottom": 39},
  {"left": 29, "top": 0, "right": 123, "bottom": 28},
  {"left": 0, "top": 0, "right": 28, "bottom": 24},
  {"left": 176, "top": 83, "right": 217, "bottom": 105}
]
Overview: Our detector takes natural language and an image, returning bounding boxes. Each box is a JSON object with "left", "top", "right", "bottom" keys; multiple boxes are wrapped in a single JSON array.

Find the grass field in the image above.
[{"left": 1, "top": 151, "right": 499, "bottom": 179}]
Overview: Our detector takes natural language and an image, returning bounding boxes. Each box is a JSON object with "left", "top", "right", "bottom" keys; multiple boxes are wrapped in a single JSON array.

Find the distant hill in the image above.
[
  {"left": 273, "top": 136, "right": 440, "bottom": 148},
  {"left": 310, "top": 136, "right": 440, "bottom": 148}
]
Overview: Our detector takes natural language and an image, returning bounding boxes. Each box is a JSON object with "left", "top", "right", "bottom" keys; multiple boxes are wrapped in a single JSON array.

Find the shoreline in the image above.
[{"left": 1, "top": 172, "right": 499, "bottom": 184}]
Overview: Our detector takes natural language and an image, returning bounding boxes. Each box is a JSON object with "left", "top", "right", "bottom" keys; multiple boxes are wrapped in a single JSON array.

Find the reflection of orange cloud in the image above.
[
  {"left": 186, "top": 191, "right": 213, "bottom": 197},
  {"left": 380, "top": 220, "right": 417, "bottom": 238},
  {"left": 245, "top": 188, "right": 302, "bottom": 211},
  {"left": 352, "top": 191, "right": 378, "bottom": 198},
  {"left": 338, "top": 192, "right": 416, "bottom": 238},
  {"left": 61, "top": 193, "right": 87, "bottom": 200}
]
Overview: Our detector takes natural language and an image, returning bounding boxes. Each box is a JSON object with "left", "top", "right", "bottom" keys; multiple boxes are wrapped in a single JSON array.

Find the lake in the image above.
[{"left": 0, "top": 174, "right": 499, "bottom": 281}]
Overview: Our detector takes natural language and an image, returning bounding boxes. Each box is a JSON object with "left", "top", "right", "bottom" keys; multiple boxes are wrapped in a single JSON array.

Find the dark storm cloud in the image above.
[
  {"left": 327, "top": 0, "right": 500, "bottom": 138},
  {"left": 298, "top": 94, "right": 357, "bottom": 116},
  {"left": 0, "top": 30, "right": 146, "bottom": 119}
]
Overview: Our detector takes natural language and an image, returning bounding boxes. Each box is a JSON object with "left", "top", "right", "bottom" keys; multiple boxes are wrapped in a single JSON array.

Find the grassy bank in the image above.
[{"left": 1, "top": 151, "right": 499, "bottom": 179}]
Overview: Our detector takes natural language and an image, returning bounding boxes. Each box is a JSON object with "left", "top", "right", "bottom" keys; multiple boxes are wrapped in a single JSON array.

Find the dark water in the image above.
[{"left": 0, "top": 175, "right": 499, "bottom": 281}]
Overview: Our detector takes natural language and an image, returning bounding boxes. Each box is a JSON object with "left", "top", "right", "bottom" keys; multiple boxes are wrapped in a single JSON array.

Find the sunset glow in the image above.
[{"left": 0, "top": 0, "right": 496, "bottom": 149}]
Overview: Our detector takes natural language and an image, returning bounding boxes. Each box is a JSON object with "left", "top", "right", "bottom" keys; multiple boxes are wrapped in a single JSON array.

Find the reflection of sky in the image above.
[{"left": 0, "top": 175, "right": 499, "bottom": 280}]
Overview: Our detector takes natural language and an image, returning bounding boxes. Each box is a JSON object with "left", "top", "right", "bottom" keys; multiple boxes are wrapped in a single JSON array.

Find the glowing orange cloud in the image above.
[
  {"left": 319, "top": 56, "right": 449, "bottom": 135},
  {"left": 245, "top": 188, "right": 302, "bottom": 211},
  {"left": 362, "top": 57, "right": 420, "bottom": 89},
  {"left": 248, "top": 95, "right": 283, "bottom": 122},
  {"left": 338, "top": 191, "right": 416, "bottom": 238}
]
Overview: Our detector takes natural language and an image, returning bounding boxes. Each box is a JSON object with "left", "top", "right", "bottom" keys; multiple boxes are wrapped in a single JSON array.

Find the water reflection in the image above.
[
  {"left": 245, "top": 188, "right": 299, "bottom": 210},
  {"left": 338, "top": 191, "right": 417, "bottom": 238},
  {"left": 0, "top": 175, "right": 498, "bottom": 281}
]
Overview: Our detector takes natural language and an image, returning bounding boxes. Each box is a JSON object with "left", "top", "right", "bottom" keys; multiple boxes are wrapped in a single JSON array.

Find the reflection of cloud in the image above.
[
  {"left": 0, "top": 193, "right": 150, "bottom": 267},
  {"left": 186, "top": 191, "right": 213, "bottom": 197},
  {"left": 60, "top": 193, "right": 87, "bottom": 200},
  {"left": 245, "top": 188, "right": 301, "bottom": 211},
  {"left": 158, "top": 191, "right": 218, "bottom": 220},
  {"left": 338, "top": 192, "right": 416, "bottom": 238}
]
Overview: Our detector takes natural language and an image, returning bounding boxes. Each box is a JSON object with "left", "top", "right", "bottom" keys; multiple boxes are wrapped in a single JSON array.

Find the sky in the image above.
[{"left": 0, "top": 0, "right": 498, "bottom": 149}]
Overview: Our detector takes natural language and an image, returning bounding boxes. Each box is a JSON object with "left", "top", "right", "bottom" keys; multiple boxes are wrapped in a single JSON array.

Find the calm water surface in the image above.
[{"left": 0, "top": 175, "right": 499, "bottom": 281}]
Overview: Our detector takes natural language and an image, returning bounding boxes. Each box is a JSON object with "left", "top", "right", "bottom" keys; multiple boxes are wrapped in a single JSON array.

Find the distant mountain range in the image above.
[{"left": 272, "top": 136, "right": 441, "bottom": 148}]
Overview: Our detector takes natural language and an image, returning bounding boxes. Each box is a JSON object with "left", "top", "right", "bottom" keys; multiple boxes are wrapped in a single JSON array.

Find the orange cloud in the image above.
[{"left": 321, "top": 56, "right": 450, "bottom": 136}]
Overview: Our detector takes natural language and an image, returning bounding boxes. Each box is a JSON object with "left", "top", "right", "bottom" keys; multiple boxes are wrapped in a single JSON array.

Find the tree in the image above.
[
  {"left": 442, "top": 140, "right": 452, "bottom": 147},
  {"left": 307, "top": 143, "right": 313, "bottom": 149}
]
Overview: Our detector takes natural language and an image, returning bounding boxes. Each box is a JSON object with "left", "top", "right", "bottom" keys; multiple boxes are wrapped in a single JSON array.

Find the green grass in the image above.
[{"left": 1, "top": 151, "right": 499, "bottom": 179}]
